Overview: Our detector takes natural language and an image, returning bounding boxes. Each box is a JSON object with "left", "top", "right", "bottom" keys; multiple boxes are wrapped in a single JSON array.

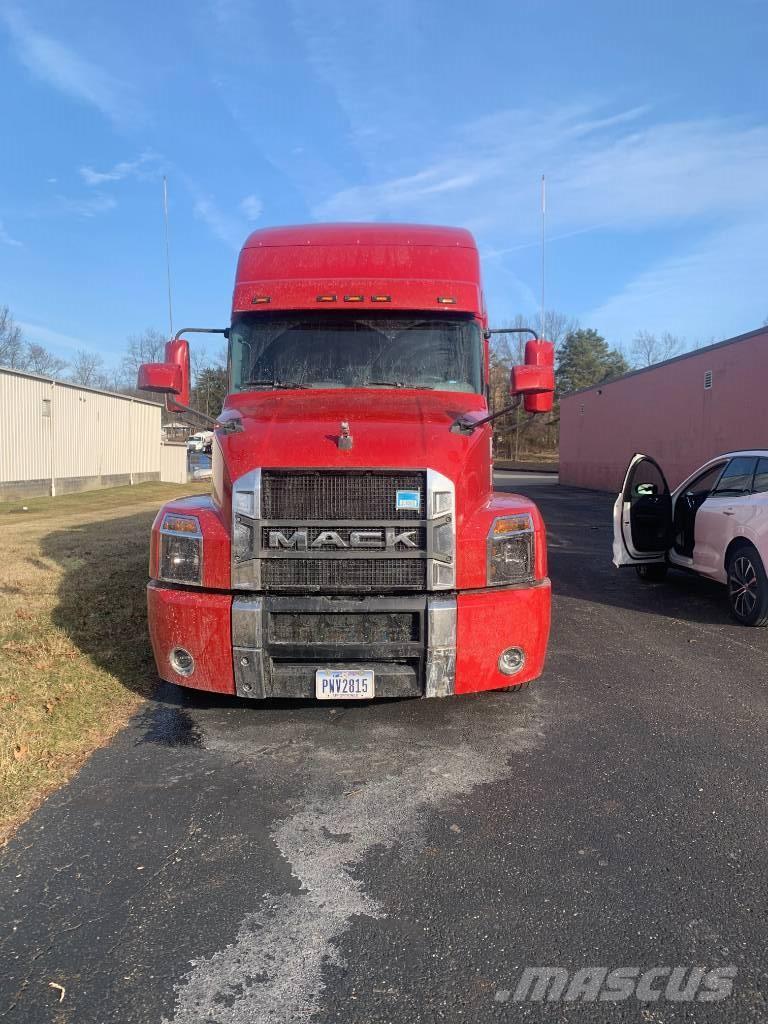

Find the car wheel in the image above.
[
  {"left": 635, "top": 563, "right": 668, "bottom": 582},
  {"left": 727, "top": 544, "right": 768, "bottom": 626},
  {"left": 497, "top": 681, "right": 531, "bottom": 693}
]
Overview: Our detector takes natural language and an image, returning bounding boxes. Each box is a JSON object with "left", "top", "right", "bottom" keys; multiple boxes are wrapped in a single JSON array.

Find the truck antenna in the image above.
[
  {"left": 162, "top": 175, "right": 174, "bottom": 338},
  {"left": 540, "top": 173, "right": 546, "bottom": 340}
]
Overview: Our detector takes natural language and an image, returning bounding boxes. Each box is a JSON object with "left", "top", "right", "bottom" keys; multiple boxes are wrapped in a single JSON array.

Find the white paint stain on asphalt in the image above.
[{"left": 165, "top": 698, "right": 546, "bottom": 1023}]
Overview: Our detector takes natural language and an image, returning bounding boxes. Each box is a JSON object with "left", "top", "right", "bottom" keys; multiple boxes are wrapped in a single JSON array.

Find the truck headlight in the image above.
[
  {"left": 487, "top": 514, "right": 534, "bottom": 585},
  {"left": 159, "top": 514, "right": 203, "bottom": 585}
]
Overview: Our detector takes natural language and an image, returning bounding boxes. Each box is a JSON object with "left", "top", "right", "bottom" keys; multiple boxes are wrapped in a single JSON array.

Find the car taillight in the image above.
[
  {"left": 487, "top": 514, "right": 534, "bottom": 585},
  {"left": 158, "top": 514, "right": 203, "bottom": 585}
]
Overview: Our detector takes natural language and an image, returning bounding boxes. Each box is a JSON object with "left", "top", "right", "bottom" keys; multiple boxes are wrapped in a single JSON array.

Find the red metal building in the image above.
[{"left": 560, "top": 326, "right": 768, "bottom": 492}]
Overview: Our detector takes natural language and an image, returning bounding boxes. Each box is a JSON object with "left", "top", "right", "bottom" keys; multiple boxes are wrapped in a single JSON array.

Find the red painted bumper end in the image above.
[
  {"left": 455, "top": 581, "right": 551, "bottom": 693},
  {"left": 147, "top": 583, "right": 235, "bottom": 694}
]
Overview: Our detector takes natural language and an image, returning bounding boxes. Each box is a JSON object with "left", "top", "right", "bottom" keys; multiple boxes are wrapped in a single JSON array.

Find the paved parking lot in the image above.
[{"left": 2, "top": 474, "right": 767, "bottom": 1022}]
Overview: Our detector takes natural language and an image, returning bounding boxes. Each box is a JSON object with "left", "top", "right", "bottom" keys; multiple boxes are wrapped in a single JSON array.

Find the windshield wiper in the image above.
[
  {"left": 362, "top": 380, "right": 435, "bottom": 390},
  {"left": 242, "top": 379, "right": 310, "bottom": 390}
]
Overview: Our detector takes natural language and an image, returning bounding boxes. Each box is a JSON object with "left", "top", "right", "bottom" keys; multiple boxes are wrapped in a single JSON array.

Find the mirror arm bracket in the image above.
[
  {"left": 169, "top": 400, "right": 218, "bottom": 427},
  {"left": 174, "top": 327, "right": 229, "bottom": 341},
  {"left": 484, "top": 327, "right": 538, "bottom": 341},
  {"left": 451, "top": 397, "right": 522, "bottom": 434}
]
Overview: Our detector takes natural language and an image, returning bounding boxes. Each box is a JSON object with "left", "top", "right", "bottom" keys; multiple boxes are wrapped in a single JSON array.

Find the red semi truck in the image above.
[{"left": 138, "top": 223, "right": 554, "bottom": 701}]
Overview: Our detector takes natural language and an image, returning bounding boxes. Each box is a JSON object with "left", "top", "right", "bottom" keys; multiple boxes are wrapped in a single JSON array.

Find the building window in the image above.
[
  {"left": 704, "top": 370, "right": 713, "bottom": 389},
  {"left": 42, "top": 398, "right": 51, "bottom": 417}
]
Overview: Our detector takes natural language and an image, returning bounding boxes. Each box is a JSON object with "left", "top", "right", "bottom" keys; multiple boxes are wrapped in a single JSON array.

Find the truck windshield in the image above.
[{"left": 229, "top": 312, "right": 483, "bottom": 393}]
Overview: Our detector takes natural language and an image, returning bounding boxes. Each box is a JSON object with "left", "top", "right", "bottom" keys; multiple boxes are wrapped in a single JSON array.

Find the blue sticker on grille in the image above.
[{"left": 396, "top": 489, "right": 421, "bottom": 511}]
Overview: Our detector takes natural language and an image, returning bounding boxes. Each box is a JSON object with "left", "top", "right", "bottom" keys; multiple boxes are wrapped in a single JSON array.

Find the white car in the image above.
[{"left": 613, "top": 451, "right": 768, "bottom": 626}]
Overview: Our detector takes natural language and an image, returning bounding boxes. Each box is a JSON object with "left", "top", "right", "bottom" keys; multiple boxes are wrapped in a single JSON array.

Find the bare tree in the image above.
[
  {"left": 692, "top": 335, "right": 717, "bottom": 351},
  {"left": 190, "top": 342, "right": 208, "bottom": 387},
  {"left": 0, "top": 308, "right": 71, "bottom": 377},
  {"left": 533, "top": 310, "right": 579, "bottom": 349},
  {"left": 119, "top": 328, "right": 166, "bottom": 387},
  {"left": 70, "top": 350, "right": 108, "bottom": 388},
  {"left": 0, "top": 305, "right": 26, "bottom": 369},
  {"left": 631, "top": 330, "right": 683, "bottom": 367},
  {"left": 26, "top": 343, "right": 68, "bottom": 378}
]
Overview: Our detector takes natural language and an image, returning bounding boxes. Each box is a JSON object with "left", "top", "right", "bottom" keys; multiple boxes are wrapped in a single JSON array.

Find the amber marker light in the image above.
[
  {"left": 491, "top": 514, "right": 533, "bottom": 536},
  {"left": 162, "top": 514, "right": 200, "bottom": 534}
]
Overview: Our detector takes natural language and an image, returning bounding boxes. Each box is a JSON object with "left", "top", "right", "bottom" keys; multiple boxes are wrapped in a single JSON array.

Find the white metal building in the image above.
[{"left": 0, "top": 367, "right": 189, "bottom": 500}]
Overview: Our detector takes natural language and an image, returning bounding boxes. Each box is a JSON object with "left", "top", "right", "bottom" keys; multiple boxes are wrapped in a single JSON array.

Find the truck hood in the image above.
[{"left": 216, "top": 388, "right": 491, "bottom": 503}]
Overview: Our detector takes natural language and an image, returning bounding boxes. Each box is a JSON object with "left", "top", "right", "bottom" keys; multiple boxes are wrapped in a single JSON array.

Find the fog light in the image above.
[
  {"left": 498, "top": 646, "right": 525, "bottom": 675},
  {"left": 170, "top": 647, "right": 195, "bottom": 677}
]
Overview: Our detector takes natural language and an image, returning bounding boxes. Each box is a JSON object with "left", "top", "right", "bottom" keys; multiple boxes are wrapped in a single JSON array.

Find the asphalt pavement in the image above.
[{"left": 2, "top": 473, "right": 767, "bottom": 1022}]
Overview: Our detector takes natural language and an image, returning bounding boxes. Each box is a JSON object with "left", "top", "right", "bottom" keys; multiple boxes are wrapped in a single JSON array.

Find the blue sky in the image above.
[{"left": 1, "top": 0, "right": 767, "bottom": 370}]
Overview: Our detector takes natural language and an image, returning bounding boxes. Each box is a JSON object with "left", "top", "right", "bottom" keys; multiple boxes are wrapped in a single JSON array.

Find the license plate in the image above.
[{"left": 315, "top": 669, "right": 375, "bottom": 700}]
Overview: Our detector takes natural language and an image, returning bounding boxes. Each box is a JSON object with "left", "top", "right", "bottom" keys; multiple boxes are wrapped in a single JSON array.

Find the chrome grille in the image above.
[
  {"left": 232, "top": 468, "right": 455, "bottom": 594},
  {"left": 261, "top": 470, "right": 425, "bottom": 521},
  {"left": 258, "top": 470, "right": 428, "bottom": 592}
]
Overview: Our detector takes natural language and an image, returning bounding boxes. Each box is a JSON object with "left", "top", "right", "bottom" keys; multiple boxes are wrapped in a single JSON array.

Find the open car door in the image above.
[{"left": 613, "top": 454, "right": 673, "bottom": 567}]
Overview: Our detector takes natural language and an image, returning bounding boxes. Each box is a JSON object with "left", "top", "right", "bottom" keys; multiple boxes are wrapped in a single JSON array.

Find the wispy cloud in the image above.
[
  {"left": 58, "top": 194, "right": 117, "bottom": 217},
  {"left": 315, "top": 107, "right": 768, "bottom": 236},
  {"left": 18, "top": 321, "right": 101, "bottom": 355},
  {"left": 311, "top": 99, "right": 768, "bottom": 336},
  {"left": 79, "top": 152, "right": 160, "bottom": 186},
  {"left": 240, "top": 194, "right": 263, "bottom": 221},
  {"left": 1, "top": 8, "right": 142, "bottom": 125},
  {"left": 288, "top": 0, "right": 429, "bottom": 169},
  {"left": 192, "top": 196, "right": 244, "bottom": 250},
  {"left": 314, "top": 163, "right": 484, "bottom": 221},
  {"left": 0, "top": 219, "right": 22, "bottom": 247},
  {"left": 0, "top": 193, "right": 118, "bottom": 223},
  {"left": 584, "top": 217, "right": 768, "bottom": 346}
]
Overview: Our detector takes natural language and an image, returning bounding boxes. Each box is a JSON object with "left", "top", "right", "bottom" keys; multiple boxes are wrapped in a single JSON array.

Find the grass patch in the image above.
[{"left": 0, "top": 482, "right": 206, "bottom": 844}]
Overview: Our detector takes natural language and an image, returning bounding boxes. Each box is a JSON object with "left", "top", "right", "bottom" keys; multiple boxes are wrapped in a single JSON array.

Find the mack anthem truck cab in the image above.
[{"left": 138, "top": 223, "right": 555, "bottom": 700}]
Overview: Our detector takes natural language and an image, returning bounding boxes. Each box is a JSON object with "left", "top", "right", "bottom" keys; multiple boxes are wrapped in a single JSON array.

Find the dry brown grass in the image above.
[{"left": 0, "top": 483, "right": 205, "bottom": 844}]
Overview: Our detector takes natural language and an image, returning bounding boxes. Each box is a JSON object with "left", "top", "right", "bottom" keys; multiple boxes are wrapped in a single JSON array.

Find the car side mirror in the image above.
[
  {"left": 509, "top": 339, "right": 555, "bottom": 413},
  {"left": 138, "top": 338, "right": 190, "bottom": 413},
  {"left": 634, "top": 483, "right": 658, "bottom": 497}
]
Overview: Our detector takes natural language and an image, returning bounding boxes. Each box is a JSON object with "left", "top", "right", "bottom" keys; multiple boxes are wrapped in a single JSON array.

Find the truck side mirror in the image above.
[
  {"left": 510, "top": 339, "right": 555, "bottom": 413},
  {"left": 138, "top": 338, "right": 191, "bottom": 413}
]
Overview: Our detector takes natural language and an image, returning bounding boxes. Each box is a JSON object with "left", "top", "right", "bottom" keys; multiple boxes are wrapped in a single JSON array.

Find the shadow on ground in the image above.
[
  {"left": 41, "top": 508, "right": 166, "bottom": 701},
  {"left": 39, "top": 509, "right": 418, "bottom": 725}
]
